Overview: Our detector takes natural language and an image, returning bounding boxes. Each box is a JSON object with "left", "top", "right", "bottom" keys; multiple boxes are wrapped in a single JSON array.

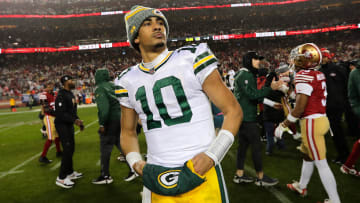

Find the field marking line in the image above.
[
  {"left": 227, "top": 151, "right": 293, "bottom": 203},
  {"left": 0, "top": 170, "right": 24, "bottom": 176},
  {"left": 0, "top": 121, "right": 42, "bottom": 133},
  {"left": 50, "top": 162, "right": 61, "bottom": 171},
  {"left": 0, "top": 119, "right": 98, "bottom": 179}
]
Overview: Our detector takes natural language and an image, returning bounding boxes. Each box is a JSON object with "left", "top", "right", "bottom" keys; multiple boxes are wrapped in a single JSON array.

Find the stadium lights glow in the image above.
[
  {"left": 0, "top": 23, "right": 358, "bottom": 54},
  {"left": 0, "top": 0, "right": 310, "bottom": 19}
]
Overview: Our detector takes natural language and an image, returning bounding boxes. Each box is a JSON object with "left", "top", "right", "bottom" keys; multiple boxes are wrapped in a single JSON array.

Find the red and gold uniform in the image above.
[
  {"left": 295, "top": 69, "right": 329, "bottom": 160},
  {"left": 41, "top": 92, "right": 58, "bottom": 140}
]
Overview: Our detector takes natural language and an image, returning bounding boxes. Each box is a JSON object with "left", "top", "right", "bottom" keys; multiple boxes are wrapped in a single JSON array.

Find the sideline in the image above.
[
  {"left": 0, "top": 104, "right": 96, "bottom": 116},
  {"left": 227, "top": 151, "right": 293, "bottom": 203},
  {"left": 0, "top": 119, "right": 98, "bottom": 179}
]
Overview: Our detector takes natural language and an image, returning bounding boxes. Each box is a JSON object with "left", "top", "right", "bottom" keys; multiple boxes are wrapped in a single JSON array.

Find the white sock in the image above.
[
  {"left": 315, "top": 159, "right": 341, "bottom": 203},
  {"left": 299, "top": 159, "right": 314, "bottom": 189}
]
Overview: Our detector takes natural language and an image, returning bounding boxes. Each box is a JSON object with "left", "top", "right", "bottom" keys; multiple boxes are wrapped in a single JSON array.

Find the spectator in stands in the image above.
[{"left": 319, "top": 48, "right": 349, "bottom": 165}]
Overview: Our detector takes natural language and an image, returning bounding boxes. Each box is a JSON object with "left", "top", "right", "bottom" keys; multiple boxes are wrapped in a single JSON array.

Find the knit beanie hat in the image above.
[{"left": 124, "top": 5, "right": 169, "bottom": 51}]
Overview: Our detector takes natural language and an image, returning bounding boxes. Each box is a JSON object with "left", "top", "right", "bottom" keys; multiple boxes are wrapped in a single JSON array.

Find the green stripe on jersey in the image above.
[{"left": 194, "top": 58, "right": 217, "bottom": 75}]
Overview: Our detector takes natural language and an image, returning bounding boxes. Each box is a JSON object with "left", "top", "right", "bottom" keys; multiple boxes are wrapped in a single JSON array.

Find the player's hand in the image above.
[
  {"left": 133, "top": 160, "right": 146, "bottom": 176},
  {"left": 273, "top": 103, "right": 283, "bottom": 110},
  {"left": 274, "top": 123, "right": 293, "bottom": 139},
  {"left": 270, "top": 78, "right": 286, "bottom": 90},
  {"left": 98, "top": 126, "right": 105, "bottom": 135},
  {"left": 192, "top": 152, "right": 214, "bottom": 176},
  {"left": 75, "top": 119, "right": 84, "bottom": 131}
]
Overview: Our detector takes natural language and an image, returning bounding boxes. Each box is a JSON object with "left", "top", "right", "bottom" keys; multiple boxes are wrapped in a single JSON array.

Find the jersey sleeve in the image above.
[
  {"left": 295, "top": 71, "right": 314, "bottom": 96},
  {"left": 114, "top": 73, "right": 132, "bottom": 109},
  {"left": 192, "top": 43, "right": 218, "bottom": 85}
]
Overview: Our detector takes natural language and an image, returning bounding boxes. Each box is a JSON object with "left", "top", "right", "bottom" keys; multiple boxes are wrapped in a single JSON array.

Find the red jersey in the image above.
[
  {"left": 295, "top": 69, "right": 327, "bottom": 118},
  {"left": 40, "top": 91, "right": 56, "bottom": 116}
]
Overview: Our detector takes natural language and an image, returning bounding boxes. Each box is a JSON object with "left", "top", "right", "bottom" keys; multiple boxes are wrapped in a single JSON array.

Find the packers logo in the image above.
[
  {"left": 157, "top": 170, "right": 180, "bottom": 189},
  {"left": 152, "top": 9, "right": 163, "bottom": 17}
]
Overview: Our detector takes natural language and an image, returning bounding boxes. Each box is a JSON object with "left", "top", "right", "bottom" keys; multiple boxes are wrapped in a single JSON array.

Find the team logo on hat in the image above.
[
  {"left": 153, "top": 9, "right": 163, "bottom": 17},
  {"left": 157, "top": 170, "right": 180, "bottom": 189}
]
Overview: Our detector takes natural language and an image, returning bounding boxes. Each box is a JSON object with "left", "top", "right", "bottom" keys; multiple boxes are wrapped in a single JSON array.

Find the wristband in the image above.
[
  {"left": 287, "top": 114, "right": 299, "bottom": 123},
  {"left": 279, "top": 84, "right": 289, "bottom": 94},
  {"left": 126, "top": 152, "right": 142, "bottom": 170},
  {"left": 205, "top": 129, "right": 234, "bottom": 165},
  {"left": 263, "top": 98, "right": 276, "bottom": 107}
]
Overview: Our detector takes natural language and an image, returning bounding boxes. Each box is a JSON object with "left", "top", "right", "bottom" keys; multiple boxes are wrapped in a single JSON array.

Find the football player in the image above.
[
  {"left": 39, "top": 82, "right": 62, "bottom": 164},
  {"left": 275, "top": 43, "right": 340, "bottom": 203},
  {"left": 115, "top": 5, "right": 242, "bottom": 203}
]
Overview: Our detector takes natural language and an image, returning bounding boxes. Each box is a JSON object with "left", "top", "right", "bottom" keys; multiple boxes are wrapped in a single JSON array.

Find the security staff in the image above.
[
  {"left": 319, "top": 48, "right": 349, "bottom": 164},
  {"left": 54, "top": 75, "right": 84, "bottom": 189}
]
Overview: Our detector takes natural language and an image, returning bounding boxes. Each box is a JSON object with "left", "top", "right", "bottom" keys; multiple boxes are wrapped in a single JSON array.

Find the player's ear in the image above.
[{"left": 134, "top": 35, "right": 140, "bottom": 44}]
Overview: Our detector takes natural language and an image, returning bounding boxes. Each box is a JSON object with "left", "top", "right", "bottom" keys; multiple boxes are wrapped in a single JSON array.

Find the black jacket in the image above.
[
  {"left": 263, "top": 90, "right": 285, "bottom": 123},
  {"left": 54, "top": 89, "right": 79, "bottom": 125},
  {"left": 319, "top": 62, "right": 348, "bottom": 109}
]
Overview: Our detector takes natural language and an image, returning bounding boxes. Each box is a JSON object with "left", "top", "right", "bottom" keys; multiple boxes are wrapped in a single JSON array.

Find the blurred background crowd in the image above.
[{"left": 0, "top": 0, "right": 359, "bottom": 105}]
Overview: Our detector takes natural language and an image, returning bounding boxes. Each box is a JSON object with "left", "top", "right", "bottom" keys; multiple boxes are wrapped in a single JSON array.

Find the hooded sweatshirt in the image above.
[
  {"left": 234, "top": 52, "right": 271, "bottom": 122},
  {"left": 95, "top": 68, "right": 121, "bottom": 126},
  {"left": 348, "top": 63, "right": 360, "bottom": 117}
]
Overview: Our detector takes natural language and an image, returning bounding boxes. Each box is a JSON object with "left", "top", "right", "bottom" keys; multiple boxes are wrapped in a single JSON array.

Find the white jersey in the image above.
[
  {"left": 114, "top": 43, "right": 218, "bottom": 167},
  {"left": 228, "top": 69, "right": 235, "bottom": 91}
]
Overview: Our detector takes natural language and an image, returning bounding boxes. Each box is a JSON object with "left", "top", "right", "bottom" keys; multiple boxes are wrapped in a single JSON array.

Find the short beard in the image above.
[
  {"left": 68, "top": 83, "right": 75, "bottom": 90},
  {"left": 153, "top": 42, "right": 165, "bottom": 50}
]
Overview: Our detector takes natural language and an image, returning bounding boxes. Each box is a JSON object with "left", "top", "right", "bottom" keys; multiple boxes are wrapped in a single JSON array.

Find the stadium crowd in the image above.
[
  {"left": 1, "top": 0, "right": 358, "bottom": 48},
  {"left": 1, "top": 31, "right": 359, "bottom": 101},
  {"left": 0, "top": 0, "right": 303, "bottom": 15}
]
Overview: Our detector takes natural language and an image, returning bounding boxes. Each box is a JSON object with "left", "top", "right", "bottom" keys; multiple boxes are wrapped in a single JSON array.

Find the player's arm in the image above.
[
  {"left": 275, "top": 80, "right": 311, "bottom": 138},
  {"left": 120, "top": 105, "right": 145, "bottom": 175},
  {"left": 283, "top": 93, "right": 308, "bottom": 127},
  {"left": 192, "top": 70, "right": 243, "bottom": 175},
  {"left": 95, "top": 88, "right": 110, "bottom": 132},
  {"left": 203, "top": 70, "right": 242, "bottom": 135}
]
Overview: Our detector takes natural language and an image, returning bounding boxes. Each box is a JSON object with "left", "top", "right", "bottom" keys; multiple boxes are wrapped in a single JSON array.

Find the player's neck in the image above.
[{"left": 141, "top": 46, "right": 167, "bottom": 63}]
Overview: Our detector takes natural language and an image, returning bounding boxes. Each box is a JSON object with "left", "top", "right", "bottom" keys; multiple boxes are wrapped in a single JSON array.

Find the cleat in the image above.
[
  {"left": 39, "top": 156, "right": 52, "bottom": 164},
  {"left": 92, "top": 176, "right": 113, "bottom": 184},
  {"left": 67, "top": 171, "right": 83, "bottom": 180},
  {"left": 124, "top": 171, "right": 138, "bottom": 182},
  {"left": 233, "top": 174, "right": 254, "bottom": 184},
  {"left": 255, "top": 174, "right": 279, "bottom": 187},
  {"left": 340, "top": 164, "right": 360, "bottom": 177},
  {"left": 56, "top": 177, "right": 74, "bottom": 189},
  {"left": 286, "top": 181, "right": 307, "bottom": 197}
]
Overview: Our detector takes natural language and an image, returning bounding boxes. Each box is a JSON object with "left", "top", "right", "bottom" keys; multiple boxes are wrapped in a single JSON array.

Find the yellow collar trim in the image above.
[{"left": 139, "top": 51, "right": 173, "bottom": 72}]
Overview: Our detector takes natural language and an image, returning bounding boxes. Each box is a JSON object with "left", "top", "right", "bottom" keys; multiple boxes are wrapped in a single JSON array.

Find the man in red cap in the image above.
[{"left": 319, "top": 48, "right": 350, "bottom": 165}]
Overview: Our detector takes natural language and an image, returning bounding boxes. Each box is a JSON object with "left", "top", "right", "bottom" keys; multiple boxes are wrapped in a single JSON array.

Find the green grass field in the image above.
[{"left": 0, "top": 105, "right": 359, "bottom": 203}]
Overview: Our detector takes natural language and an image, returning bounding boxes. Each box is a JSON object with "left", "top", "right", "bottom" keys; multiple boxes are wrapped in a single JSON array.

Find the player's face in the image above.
[
  {"left": 46, "top": 84, "right": 54, "bottom": 92},
  {"left": 67, "top": 80, "right": 76, "bottom": 90},
  {"left": 135, "top": 17, "right": 167, "bottom": 51},
  {"left": 252, "top": 58, "right": 260, "bottom": 69}
]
